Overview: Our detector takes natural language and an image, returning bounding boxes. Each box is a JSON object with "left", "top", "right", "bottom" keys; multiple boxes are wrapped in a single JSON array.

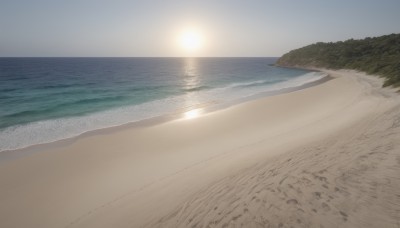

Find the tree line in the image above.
[{"left": 277, "top": 33, "right": 400, "bottom": 87}]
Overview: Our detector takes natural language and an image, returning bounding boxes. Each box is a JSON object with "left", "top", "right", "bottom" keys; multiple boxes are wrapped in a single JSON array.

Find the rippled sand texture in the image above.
[{"left": 148, "top": 71, "right": 400, "bottom": 228}]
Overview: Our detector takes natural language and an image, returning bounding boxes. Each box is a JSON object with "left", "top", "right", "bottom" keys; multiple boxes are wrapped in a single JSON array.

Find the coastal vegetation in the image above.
[{"left": 277, "top": 33, "right": 400, "bottom": 87}]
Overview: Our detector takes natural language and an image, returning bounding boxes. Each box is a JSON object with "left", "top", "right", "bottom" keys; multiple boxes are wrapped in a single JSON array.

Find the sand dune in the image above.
[{"left": 0, "top": 70, "right": 399, "bottom": 228}]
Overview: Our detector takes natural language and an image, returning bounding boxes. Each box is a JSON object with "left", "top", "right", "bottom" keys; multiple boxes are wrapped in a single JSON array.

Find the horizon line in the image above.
[{"left": 0, "top": 56, "right": 281, "bottom": 58}]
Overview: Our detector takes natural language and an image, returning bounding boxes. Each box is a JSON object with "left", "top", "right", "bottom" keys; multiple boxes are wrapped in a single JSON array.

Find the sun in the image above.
[{"left": 178, "top": 29, "right": 203, "bottom": 52}]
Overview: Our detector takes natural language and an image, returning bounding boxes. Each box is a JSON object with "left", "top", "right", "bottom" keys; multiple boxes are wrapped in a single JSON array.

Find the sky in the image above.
[{"left": 1, "top": 0, "right": 399, "bottom": 57}]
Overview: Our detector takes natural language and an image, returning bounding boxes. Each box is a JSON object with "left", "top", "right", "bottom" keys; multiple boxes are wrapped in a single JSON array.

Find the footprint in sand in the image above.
[
  {"left": 312, "top": 208, "right": 318, "bottom": 213},
  {"left": 313, "top": 192, "right": 322, "bottom": 199},
  {"left": 339, "top": 211, "right": 348, "bottom": 221},
  {"left": 286, "top": 199, "right": 298, "bottom": 205},
  {"left": 321, "top": 202, "right": 331, "bottom": 212}
]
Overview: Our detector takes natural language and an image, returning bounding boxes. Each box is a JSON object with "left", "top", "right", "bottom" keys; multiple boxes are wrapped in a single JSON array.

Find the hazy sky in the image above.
[{"left": 1, "top": 0, "right": 399, "bottom": 57}]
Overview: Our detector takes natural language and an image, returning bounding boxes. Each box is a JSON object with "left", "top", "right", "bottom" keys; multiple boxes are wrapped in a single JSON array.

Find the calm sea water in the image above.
[{"left": 0, "top": 57, "right": 325, "bottom": 151}]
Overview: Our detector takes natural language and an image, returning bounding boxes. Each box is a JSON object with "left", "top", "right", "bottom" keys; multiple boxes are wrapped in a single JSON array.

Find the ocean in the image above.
[{"left": 0, "top": 57, "right": 326, "bottom": 151}]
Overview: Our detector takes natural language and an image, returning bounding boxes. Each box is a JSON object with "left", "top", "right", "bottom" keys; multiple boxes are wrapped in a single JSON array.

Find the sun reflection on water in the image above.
[
  {"left": 181, "top": 58, "right": 204, "bottom": 120},
  {"left": 183, "top": 58, "right": 201, "bottom": 91}
]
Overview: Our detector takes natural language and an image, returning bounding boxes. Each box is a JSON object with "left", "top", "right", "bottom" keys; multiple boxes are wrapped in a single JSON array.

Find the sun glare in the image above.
[
  {"left": 183, "top": 109, "right": 203, "bottom": 120},
  {"left": 179, "top": 29, "right": 203, "bottom": 52}
]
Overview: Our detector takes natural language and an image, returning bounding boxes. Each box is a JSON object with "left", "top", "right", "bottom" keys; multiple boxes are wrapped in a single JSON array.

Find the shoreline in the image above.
[
  {"left": 1, "top": 69, "right": 399, "bottom": 228},
  {"left": 0, "top": 71, "right": 331, "bottom": 161}
]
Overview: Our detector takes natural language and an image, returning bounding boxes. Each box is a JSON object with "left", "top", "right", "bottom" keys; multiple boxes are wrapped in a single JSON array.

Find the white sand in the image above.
[{"left": 0, "top": 70, "right": 399, "bottom": 228}]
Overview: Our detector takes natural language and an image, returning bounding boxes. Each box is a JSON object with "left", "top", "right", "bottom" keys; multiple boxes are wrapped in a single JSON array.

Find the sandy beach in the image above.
[{"left": 1, "top": 69, "right": 399, "bottom": 228}]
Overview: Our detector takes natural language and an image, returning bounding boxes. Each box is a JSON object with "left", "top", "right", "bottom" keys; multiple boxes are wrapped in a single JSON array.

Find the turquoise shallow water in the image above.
[{"left": 0, "top": 57, "right": 326, "bottom": 151}]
